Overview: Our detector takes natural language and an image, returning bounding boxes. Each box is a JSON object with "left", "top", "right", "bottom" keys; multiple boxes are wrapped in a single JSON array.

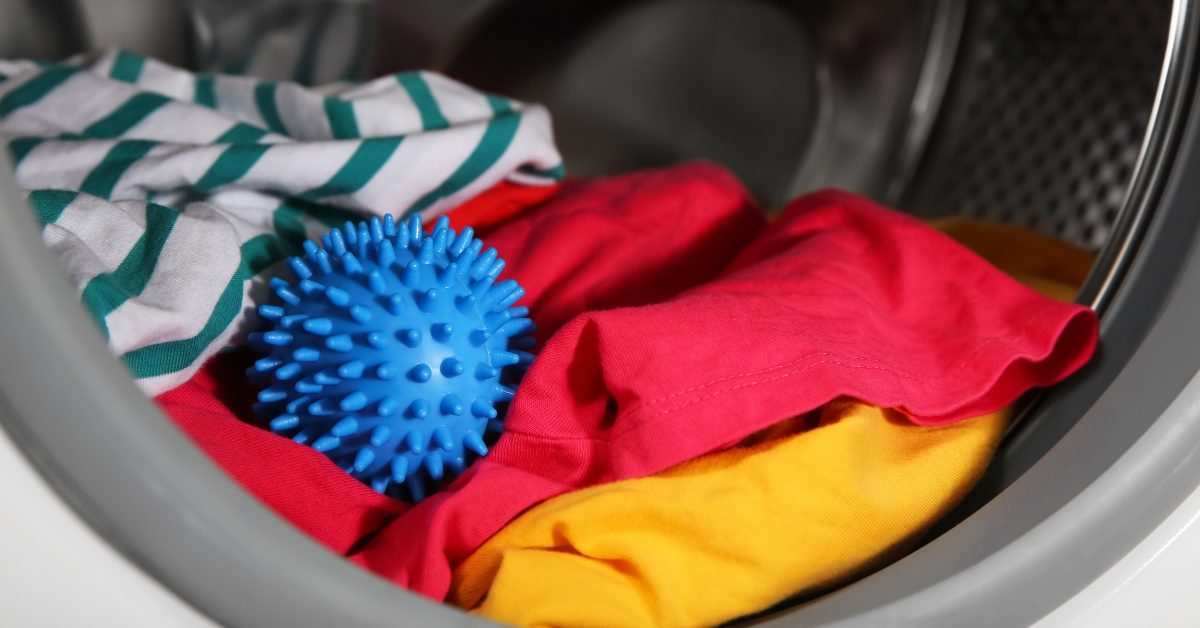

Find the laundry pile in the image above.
[{"left": 1, "top": 51, "right": 1097, "bottom": 626}]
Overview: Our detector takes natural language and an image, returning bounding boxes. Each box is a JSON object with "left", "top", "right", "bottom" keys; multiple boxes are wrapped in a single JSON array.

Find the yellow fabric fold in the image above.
[{"left": 449, "top": 218, "right": 1092, "bottom": 627}]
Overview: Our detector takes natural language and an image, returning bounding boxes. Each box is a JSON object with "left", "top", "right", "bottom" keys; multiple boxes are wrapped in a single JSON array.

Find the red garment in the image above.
[
  {"left": 156, "top": 163, "right": 1097, "bottom": 601},
  {"left": 444, "top": 180, "right": 560, "bottom": 232}
]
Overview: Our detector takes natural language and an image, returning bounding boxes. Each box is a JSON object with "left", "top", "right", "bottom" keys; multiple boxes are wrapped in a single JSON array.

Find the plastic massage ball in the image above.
[{"left": 247, "top": 213, "right": 535, "bottom": 502}]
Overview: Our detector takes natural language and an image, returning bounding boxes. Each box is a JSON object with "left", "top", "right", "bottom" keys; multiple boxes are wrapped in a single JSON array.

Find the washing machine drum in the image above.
[{"left": 2, "top": 0, "right": 1199, "bottom": 626}]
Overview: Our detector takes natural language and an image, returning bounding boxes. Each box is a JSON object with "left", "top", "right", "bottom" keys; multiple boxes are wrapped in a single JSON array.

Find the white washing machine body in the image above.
[{"left": 2, "top": 0, "right": 1200, "bottom": 626}]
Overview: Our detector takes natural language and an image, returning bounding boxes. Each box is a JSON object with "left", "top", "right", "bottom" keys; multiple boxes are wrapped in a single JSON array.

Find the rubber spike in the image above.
[
  {"left": 298, "top": 279, "right": 324, "bottom": 296},
  {"left": 498, "top": 317, "right": 535, "bottom": 338},
  {"left": 391, "top": 457, "right": 408, "bottom": 483},
  {"left": 274, "top": 362, "right": 301, "bottom": 381},
  {"left": 424, "top": 452, "right": 444, "bottom": 481},
  {"left": 339, "top": 391, "right": 368, "bottom": 412},
  {"left": 405, "top": 429, "right": 425, "bottom": 454},
  {"left": 431, "top": 322, "right": 453, "bottom": 342},
  {"left": 487, "top": 280, "right": 521, "bottom": 307},
  {"left": 441, "top": 357, "right": 465, "bottom": 377},
  {"left": 325, "top": 334, "right": 353, "bottom": 352},
  {"left": 461, "top": 240, "right": 483, "bottom": 267},
  {"left": 338, "top": 360, "right": 365, "bottom": 379},
  {"left": 313, "top": 371, "right": 339, "bottom": 385},
  {"left": 270, "top": 414, "right": 301, "bottom": 431},
  {"left": 262, "top": 331, "right": 293, "bottom": 346},
  {"left": 285, "top": 396, "right": 312, "bottom": 415},
  {"left": 440, "top": 394, "right": 464, "bottom": 417},
  {"left": 348, "top": 304, "right": 372, "bottom": 324},
  {"left": 408, "top": 364, "right": 432, "bottom": 382},
  {"left": 353, "top": 448, "right": 375, "bottom": 472},
  {"left": 432, "top": 224, "right": 449, "bottom": 256},
  {"left": 258, "top": 304, "right": 284, "bottom": 320},
  {"left": 455, "top": 294, "right": 477, "bottom": 314},
  {"left": 292, "top": 347, "right": 320, "bottom": 362},
  {"left": 341, "top": 252, "right": 363, "bottom": 276},
  {"left": 418, "top": 238, "right": 435, "bottom": 264},
  {"left": 450, "top": 227, "right": 474, "bottom": 258},
  {"left": 398, "top": 328, "right": 422, "bottom": 347},
  {"left": 377, "top": 238, "right": 396, "bottom": 269},
  {"left": 415, "top": 288, "right": 438, "bottom": 313},
  {"left": 432, "top": 425, "right": 454, "bottom": 451},
  {"left": 252, "top": 357, "right": 282, "bottom": 373},
  {"left": 377, "top": 396, "right": 399, "bottom": 416},
  {"left": 357, "top": 227, "right": 371, "bottom": 260},
  {"left": 491, "top": 351, "right": 521, "bottom": 367},
  {"left": 366, "top": 270, "right": 387, "bottom": 295},
  {"left": 376, "top": 362, "right": 399, "bottom": 380},
  {"left": 329, "top": 228, "right": 347, "bottom": 256},
  {"left": 257, "top": 387, "right": 287, "bottom": 403},
  {"left": 386, "top": 294, "right": 406, "bottom": 316},
  {"left": 279, "top": 314, "right": 308, "bottom": 330},
  {"left": 288, "top": 258, "right": 313, "bottom": 280},
  {"left": 469, "top": 275, "right": 497, "bottom": 300},
  {"left": 364, "top": 329, "right": 390, "bottom": 347},
  {"left": 408, "top": 399, "right": 430, "bottom": 419},
  {"left": 484, "top": 310, "right": 515, "bottom": 330},
  {"left": 332, "top": 416, "right": 359, "bottom": 437},
  {"left": 371, "top": 425, "right": 391, "bottom": 447},
  {"left": 471, "top": 398, "right": 497, "bottom": 418},
  {"left": 469, "top": 247, "right": 499, "bottom": 280},
  {"left": 402, "top": 261, "right": 421, "bottom": 288},
  {"left": 272, "top": 283, "right": 300, "bottom": 306},
  {"left": 302, "top": 317, "right": 333, "bottom": 336},
  {"left": 463, "top": 430, "right": 488, "bottom": 456},
  {"left": 474, "top": 363, "right": 498, "bottom": 381},
  {"left": 408, "top": 214, "right": 422, "bottom": 243},
  {"left": 294, "top": 380, "right": 322, "bottom": 394},
  {"left": 438, "top": 262, "right": 459, "bottom": 286},
  {"left": 325, "top": 286, "right": 351, "bottom": 307},
  {"left": 313, "top": 248, "right": 333, "bottom": 274},
  {"left": 484, "top": 259, "right": 506, "bottom": 282},
  {"left": 396, "top": 219, "right": 410, "bottom": 250}
]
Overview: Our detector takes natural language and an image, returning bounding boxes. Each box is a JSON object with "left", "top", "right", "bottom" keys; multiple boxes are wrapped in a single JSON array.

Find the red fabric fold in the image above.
[{"left": 154, "top": 163, "right": 1097, "bottom": 602}]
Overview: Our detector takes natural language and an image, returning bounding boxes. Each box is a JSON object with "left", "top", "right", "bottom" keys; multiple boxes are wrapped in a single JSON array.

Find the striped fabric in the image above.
[{"left": 0, "top": 49, "right": 562, "bottom": 395}]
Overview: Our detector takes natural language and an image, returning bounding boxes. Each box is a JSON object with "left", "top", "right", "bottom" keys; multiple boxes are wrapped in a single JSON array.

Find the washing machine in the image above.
[{"left": 2, "top": 0, "right": 1200, "bottom": 625}]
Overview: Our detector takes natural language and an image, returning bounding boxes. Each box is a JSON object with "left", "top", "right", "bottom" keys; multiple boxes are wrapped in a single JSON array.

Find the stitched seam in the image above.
[{"left": 502, "top": 305, "right": 1078, "bottom": 444}]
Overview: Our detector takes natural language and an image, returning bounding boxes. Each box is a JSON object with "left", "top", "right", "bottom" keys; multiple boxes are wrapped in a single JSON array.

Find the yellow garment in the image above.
[
  {"left": 928, "top": 216, "right": 1093, "bottom": 304},
  {"left": 449, "top": 219, "right": 1092, "bottom": 627}
]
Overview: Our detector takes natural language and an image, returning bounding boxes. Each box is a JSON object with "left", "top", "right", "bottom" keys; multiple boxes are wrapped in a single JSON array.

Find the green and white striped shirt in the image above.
[{"left": 0, "top": 49, "right": 563, "bottom": 395}]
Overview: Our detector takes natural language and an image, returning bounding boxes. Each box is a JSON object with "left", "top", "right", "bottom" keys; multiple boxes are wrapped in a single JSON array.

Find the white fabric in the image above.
[{"left": 0, "top": 48, "right": 562, "bottom": 395}]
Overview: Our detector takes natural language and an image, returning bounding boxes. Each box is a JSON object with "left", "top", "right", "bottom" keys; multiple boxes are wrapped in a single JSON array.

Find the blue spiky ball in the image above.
[{"left": 247, "top": 213, "right": 534, "bottom": 502}]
